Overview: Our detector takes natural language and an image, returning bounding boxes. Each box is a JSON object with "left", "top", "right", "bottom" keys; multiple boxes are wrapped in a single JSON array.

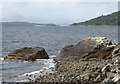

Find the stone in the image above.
[
  {"left": 56, "top": 36, "right": 114, "bottom": 61},
  {"left": 94, "top": 73, "right": 107, "bottom": 82},
  {"left": 112, "top": 74, "right": 120, "bottom": 83},
  {"left": 112, "top": 43, "right": 120, "bottom": 68},
  {"left": 111, "top": 69, "right": 117, "bottom": 73},
  {"left": 80, "top": 73, "right": 91, "bottom": 81},
  {"left": 112, "top": 43, "right": 120, "bottom": 58},
  {"left": 101, "top": 63, "right": 112, "bottom": 73},
  {"left": 100, "top": 78, "right": 114, "bottom": 84},
  {"left": 4, "top": 47, "right": 49, "bottom": 61}
]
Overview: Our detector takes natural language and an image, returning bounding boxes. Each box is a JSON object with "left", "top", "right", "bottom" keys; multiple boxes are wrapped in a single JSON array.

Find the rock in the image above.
[
  {"left": 112, "top": 43, "right": 120, "bottom": 58},
  {"left": 101, "top": 63, "right": 112, "bottom": 73},
  {"left": 4, "top": 47, "right": 49, "bottom": 61},
  {"left": 80, "top": 73, "right": 91, "bottom": 81},
  {"left": 112, "top": 44, "right": 120, "bottom": 66},
  {"left": 94, "top": 73, "right": 107, "bottom": 82},
  {"left": 80, "top": 36, "right": 112, "bottom": 49},
  {"left": 36, "top": 57, "right": 116, "bottom": 82},
  {"left": 111, "top": 69, "right": 117, "bottom": 73},
  {"left": 112, "top": 74, "right": 120, "bottom": 83},
  {"left": 100, "top": 78, "right": 114, "bottom": 84},
  {"left": 56, "top": 36, "right": 114, "bottom": 61},
  {"left": 116, "top": 80, "right": 120, "bottom": 84}
]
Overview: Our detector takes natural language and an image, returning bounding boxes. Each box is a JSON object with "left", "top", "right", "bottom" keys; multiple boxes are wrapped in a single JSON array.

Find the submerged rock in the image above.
[
  {"left": 56, "top": 36, "right": 114, "bottom": 61},
  {"left": 4, "top": 47, "right": 49, "bottom": 61}
]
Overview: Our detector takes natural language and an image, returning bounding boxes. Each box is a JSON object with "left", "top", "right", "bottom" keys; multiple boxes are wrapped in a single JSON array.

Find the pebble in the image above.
[{"left": 35, "top": 58, "right": 120, "bottom": 83}]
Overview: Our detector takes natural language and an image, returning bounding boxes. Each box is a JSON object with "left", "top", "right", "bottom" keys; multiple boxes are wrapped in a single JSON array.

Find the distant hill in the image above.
[
  {"left": 2, "top": 22, "right": 34, "bottom": 26},
  {"left": 2, "top": 22, "right": 58, "bottom": 26},
  {"left": 71, "top": 11, "right": 120, "bottom": 26}
]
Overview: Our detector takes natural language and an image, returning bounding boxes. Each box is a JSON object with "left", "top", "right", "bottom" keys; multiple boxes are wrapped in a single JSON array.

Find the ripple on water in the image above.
[{"left": 2, "top": 58, "right": 55, "bottom": 82}]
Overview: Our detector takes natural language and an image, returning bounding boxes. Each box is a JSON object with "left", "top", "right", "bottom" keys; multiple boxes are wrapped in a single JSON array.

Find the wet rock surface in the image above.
[
  {"left": 4, "top": 47, "right": 49, "bottom": 61},
  {"left": 56, "top": 36, "right": 114, "bottom": 61}
]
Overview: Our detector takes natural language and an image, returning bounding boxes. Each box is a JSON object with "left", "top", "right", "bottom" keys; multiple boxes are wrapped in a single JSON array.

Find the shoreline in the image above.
[
  {"left": 1, "top": 58, "right": 56, "bottom": 82},
  {"left": 14, "top": 59, "right": 55, "bottom": 82},
  {"left": 35, "top": 58, "right": 119, "bottom": 83},
  {"left": 32, "top": 37, "right": 120, "bottom": 83},
  {"left": 1, "top": 36, "right": 120, "bottom": 83}
]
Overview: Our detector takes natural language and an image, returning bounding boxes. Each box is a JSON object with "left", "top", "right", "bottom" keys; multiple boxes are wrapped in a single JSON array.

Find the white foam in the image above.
[
  {"left": 0, "top": 57, "right": 4, "bottom": 65},
  {"left": 15, "top": 69, "right": 43, "bottom": 82},
  {"left": 43, "top": 66, "right": 49, "bottom": 70},
  {"left": 0, "top": 57, "right": 4, "bottom": 61},
  {"left": 22, "top": 70, "right": 42, "bottom": 76},
  {"left": 49, "top": 55, "right": 56, "bottom": 58},
  {"left": 15, "top": 59, "right": 55, "bottom": 82}
]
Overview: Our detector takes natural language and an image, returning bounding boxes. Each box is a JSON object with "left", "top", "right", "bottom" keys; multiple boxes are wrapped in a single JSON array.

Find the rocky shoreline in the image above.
[
  {"left": 35, "top": 36, "right": 120, "bottom": 83},
  {"left": 35, "top": 59, "right": 119, "bottom": 83},
  {"left": 3, "top": 36, "right": 120, "bottom": 83}
]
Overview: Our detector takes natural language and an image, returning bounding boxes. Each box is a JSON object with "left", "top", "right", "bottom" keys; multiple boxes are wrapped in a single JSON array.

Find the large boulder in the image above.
[
  {"left": 4, "top": 47, "right": 49, "bottom": 61},
  {"left": 56, "top": 36, "right": 115, "bottom": 61}
]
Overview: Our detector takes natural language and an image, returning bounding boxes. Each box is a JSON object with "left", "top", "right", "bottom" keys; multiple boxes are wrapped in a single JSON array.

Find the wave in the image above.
[
  {"left": 49, "top": 55, "right": 56, "bottom": 58},
  {"left": 0, "top": 57, "right": 4, "bottom": 65},
  {"left": 0, "top": 55, "right": 56, "bottom": 65},
  {"left": 0, "top": 57, "right": 4, "bottom": 61},
  {"left": 14, "top": 69, "right": 44, "bottom": 82},
  {"left": 20, "top": 67, "right": 54, "bottom": 82},
  {"left": 15, "top": 65, "right": 55, "bottom": 82},
  {"left": 2, "top": 58, "right": 55, "bottom": 82}
]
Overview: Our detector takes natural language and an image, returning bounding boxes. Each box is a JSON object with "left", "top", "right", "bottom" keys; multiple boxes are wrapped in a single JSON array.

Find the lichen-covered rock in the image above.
[
  {"left": 56, "top": 36, "right": 114, "bottom": 61},
  {"left": 80, "top": 36, "right": 112, "bottom": 49},
  {"left": 4, "top": 47, "right": 49, "bottom": 61}
]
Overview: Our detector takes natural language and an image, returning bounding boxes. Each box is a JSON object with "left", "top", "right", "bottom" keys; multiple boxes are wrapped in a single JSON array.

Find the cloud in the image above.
[
  {"left": 0, "top": 0, "right": 119, "bottom": 2},
  {"left": 1, "top": 2, "right": 118, "bottom": 25}
]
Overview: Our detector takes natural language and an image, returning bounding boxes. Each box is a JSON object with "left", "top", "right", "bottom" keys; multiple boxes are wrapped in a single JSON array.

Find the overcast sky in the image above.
[{"left": 0, "top": 0, "right": 119, "bottom": 25}]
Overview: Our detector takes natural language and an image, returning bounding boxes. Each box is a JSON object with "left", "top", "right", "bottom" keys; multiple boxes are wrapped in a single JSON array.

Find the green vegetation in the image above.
[{"left": 71, "top": 11, "right": 120, "bottom": 26}]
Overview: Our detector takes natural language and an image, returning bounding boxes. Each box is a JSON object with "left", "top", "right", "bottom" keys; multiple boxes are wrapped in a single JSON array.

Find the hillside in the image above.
[
  {"left": 2, "top": 22, "right": 34, "bottom": 26},
  {"left": 71, "top": 11, "right": 120, "bottom": 26},
  {"left": 2, "top": 22, "right": 58, "bottom": 26}
]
